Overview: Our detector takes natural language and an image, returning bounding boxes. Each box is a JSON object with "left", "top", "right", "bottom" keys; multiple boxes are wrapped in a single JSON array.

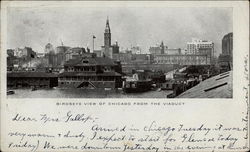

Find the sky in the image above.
[{"left": 7, "top": 7, "right": 232, "bottom": 56}]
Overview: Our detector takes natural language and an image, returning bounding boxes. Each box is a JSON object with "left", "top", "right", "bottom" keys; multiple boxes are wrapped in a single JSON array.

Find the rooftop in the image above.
[
  {"left": 155, "top": 54, "right": 208, "bottom": 57},
  {"left": 7, "top": 72, "right": 58, "bottom": 78},
  {"left": 64, "top": 57, "right": 117, "bottom": 66},
  {"left": 58, "top": 71, "right": 121, "bottom": 77},
  {"left": 177, "top": 71, "right": 232, "bottom": 98}
]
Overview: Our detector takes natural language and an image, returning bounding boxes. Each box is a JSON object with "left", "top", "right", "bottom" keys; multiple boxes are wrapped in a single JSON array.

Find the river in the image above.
[{"left": 7, "top": 88, "right": 172, "bottom": 98}]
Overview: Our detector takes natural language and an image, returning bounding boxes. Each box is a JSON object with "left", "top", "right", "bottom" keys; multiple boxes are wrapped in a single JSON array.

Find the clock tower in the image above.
[{"left": 104, "top": 17, "right": 111, "bottom": 47}]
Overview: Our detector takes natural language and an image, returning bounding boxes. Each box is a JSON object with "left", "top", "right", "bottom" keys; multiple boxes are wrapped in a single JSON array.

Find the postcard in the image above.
[{"left": 1, "top": 1, "right": 249, "bottom": 152}]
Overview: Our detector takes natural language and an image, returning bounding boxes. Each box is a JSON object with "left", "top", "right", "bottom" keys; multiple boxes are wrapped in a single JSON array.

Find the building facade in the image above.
[
  {"left": 56, "top": 46, "right": 70, "bottom": 54},
  {"left": 131, "top": 54, "right": 153, "bottom": 64},
  {"left": 112, "top": 41, "right": 120, "bottom": 54},
  {"left": 122, "top": 64, "right": 174, "bottom": 75},
  {"left": 113, "top": 52, "right": 133, "bottom": 64},
  {"left": 131, "top": 46, "right": 141, "bottom": 54},
  {"left": 65, "top": 47, "right": 85, "bottom": 61},
  {"left": 165, "top": 48, "right": 181, "bottom": 55},
  {"left": 154, "top": 54, "right": 211, "bottom": 65},
  {"left": 93, "top": 50, "right": 102, "bottom": 57},
  {"left": 218, "top": 32, "right": 233, "bottom": 72},
  {"left": 149, "top": 41, "right": 168, "bottom": 55},
  {"left": 7, "top": 72, "right": 58, "bottom": 88},
  {"left": 58, "top": 57, "right": 122, "bottom": 88},
  {"left": 187, "top": 38, "right": 214, "bottom": 55},
  {"left": 13, "top": 47, "right": 36, "bottom": 60},
  {"left": 113, "top": 52, "right": 153, "bottom": 65},
  {"left": 222, "top": 32, "right": 233, "bottom": 56},
  {"left": 45, "top": 43, "right": 55, "bottom": 54}
]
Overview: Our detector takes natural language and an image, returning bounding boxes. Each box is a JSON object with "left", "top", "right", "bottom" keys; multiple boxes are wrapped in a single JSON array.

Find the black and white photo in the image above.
[{"left": 6, "top": 6, "right": 233, "bottom": 98}]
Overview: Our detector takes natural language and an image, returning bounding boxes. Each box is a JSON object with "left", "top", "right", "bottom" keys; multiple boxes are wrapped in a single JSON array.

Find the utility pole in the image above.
[{"left": 93, "top": 35, "right": 96, "bottom": 52}]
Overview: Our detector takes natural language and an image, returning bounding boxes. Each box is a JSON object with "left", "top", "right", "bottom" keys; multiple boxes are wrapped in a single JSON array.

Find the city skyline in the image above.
[{"left": 7, "top": 7, "right": 232, "bottom": 56}]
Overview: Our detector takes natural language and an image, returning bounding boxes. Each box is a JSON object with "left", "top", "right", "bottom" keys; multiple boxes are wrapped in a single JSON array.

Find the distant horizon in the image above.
[{"left": 7, "top": 7, "right": 232, "bottom": 56}]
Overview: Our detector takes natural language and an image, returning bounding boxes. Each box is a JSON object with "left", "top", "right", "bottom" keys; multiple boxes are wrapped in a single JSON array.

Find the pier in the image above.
[{"left": 7, "top": 72, "right": 58, "bottom": 88}]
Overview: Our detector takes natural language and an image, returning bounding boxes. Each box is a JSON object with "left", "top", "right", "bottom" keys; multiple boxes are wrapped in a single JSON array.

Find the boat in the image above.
[
  {"left": 123, "top": 70, "right": 153, "bottom": 93},
  {"left": 7, "top": 90, "right": 15, "bottom": 95},
  {"left": 123, "top": 80, "right": 152, "bottom": 93}
]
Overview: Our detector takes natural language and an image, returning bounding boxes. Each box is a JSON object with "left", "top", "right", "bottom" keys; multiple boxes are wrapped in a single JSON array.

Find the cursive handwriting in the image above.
[{"left": 6, "top": 112, "right": 249, "bottom": 152}]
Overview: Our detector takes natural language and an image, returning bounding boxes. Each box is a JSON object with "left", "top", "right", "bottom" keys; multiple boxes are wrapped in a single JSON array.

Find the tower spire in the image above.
[
  {"left": 105, "top": 16, "right": 110, "bottom": 33},
  {"left": 106, "top": 16, "right": 109, "bottom": 26},
  {"left": 104, "top": 16, "right": 112, "bottom": 58},
  {"left": 160, "top": 41, "right": 164, "bottom": 54}
]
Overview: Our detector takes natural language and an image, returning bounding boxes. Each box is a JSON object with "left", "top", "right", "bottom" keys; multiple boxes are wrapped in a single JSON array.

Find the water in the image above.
[{"left": 7, "top": 88, "right": 172, "bottom": 98}]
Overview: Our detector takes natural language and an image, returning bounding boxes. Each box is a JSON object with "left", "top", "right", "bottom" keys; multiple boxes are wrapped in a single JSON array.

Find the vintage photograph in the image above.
[{"left": 6, "top": 6, "right": 233, "bottom": 98}]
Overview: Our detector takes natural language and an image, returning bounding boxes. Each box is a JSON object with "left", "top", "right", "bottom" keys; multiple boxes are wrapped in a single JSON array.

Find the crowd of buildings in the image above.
[
  {"left": 7, "top": 17, "right": 232, "bottom": 75},
  {"left": 6, "top": 16, "right": 233, "bottom": 91}
]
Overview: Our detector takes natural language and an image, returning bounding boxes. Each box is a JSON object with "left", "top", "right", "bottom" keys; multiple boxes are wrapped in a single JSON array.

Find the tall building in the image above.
[
  {"left": 56, "top": 46, "right": 70, "bottom": 54},
  {"left": 112, "top": 41, "right": 119, "bottom": 54},
  {"left": 218, "top": 32, "right": 233, "bottom": 72},
  {"left": 45, "top": 43, "right": 55, "bottom": 54},
  {"left": 101, "top": 17, "right": 119, "bottom": 58},
  {"left": 104, "top": 17, "right": 111, "bottom": 47},
  {"left": 160, "top": 41, "right": 165, "bottom": 54},
  {"left": 14, "top": 47, "right": 36, "bottom": 59},
  {"left": 187, "top": 38, "right": 214, "bottom": 55},
  {"left": 222, "top": 32, "right": 233, "bottom": 56}
]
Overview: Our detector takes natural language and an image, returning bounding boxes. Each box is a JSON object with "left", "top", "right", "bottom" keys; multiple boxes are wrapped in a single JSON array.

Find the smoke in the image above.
[{"left": 22, "top": 58, "right": 49, "bottom": 68}]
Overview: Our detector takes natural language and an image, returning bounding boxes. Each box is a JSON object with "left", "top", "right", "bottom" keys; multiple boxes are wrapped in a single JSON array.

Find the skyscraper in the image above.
[
  {"left": 222, "top": 32, "right": 233, "bottom": 56},
  {"left": 218, "top": 32, "right": 233, "bottom": 72}
]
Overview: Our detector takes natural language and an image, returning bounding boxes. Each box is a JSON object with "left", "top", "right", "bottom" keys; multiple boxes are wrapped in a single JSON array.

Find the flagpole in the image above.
[{"left": 93, "top": 35, "right": 95, "bottom": 52}]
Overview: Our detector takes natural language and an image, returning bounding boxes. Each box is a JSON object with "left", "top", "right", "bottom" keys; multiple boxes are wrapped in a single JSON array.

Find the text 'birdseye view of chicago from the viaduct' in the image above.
[{"left": 7, "top": 11, "right": 233, "bottom": 98}]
